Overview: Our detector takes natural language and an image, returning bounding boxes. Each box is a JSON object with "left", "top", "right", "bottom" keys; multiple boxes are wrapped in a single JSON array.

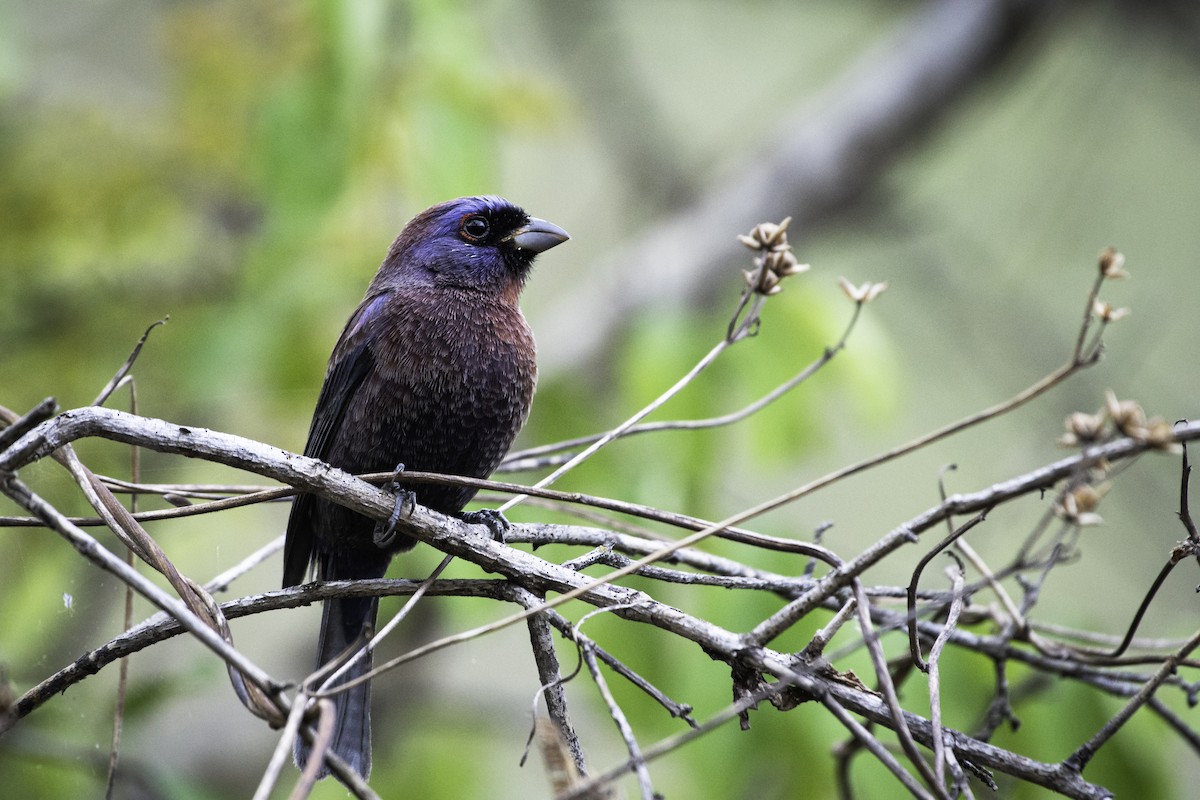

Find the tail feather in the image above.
[{"left": 296, "top": 592, "right": 378, "bottom": 779}]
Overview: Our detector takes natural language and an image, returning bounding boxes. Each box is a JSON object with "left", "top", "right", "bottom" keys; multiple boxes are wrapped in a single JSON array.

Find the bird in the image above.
[{"left": 281, "top": 195, "right": 569, "bottom": 781}]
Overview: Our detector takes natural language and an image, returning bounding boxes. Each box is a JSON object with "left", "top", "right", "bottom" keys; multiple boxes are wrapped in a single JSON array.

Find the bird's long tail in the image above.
[{"left": 295, "top": 581, "right": 379, "bottom": 780}]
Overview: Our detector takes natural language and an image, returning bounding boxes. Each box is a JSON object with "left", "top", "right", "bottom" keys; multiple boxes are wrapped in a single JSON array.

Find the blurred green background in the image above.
[{"left": 2, "top": 1, "right": 1199, "bottom": 797}]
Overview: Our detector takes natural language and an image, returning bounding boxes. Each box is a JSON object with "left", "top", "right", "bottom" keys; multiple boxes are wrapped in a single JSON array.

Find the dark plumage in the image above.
[{"left": 282, "top": 196, "right": 568, "bottom": 781}]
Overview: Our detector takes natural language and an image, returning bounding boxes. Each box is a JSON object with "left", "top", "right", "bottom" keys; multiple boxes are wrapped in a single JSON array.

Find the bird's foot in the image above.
[
  {"left": 458, "top": 509, "right": 510, "bottom": 542},
  {"left": 373, "top": 463, "right": 415, "bottom": 548}
]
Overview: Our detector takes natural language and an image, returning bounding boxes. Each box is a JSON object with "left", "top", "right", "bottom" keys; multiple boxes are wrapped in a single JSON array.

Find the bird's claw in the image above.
[
  {"left": 459, "top": 509, "right": 511, "bottom": 542},
  {"left": 373, "top": 463, "right": 415, "bottom": 548}
]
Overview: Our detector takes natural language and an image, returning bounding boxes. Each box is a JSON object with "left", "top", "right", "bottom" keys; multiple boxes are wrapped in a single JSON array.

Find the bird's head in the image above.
[{"left": 375, "top": 196, "right": 569, "bottom": 300}]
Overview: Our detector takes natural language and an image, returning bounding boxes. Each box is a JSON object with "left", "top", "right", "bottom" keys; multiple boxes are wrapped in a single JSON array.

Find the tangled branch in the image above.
[{"left": 1, "top": 245, "right": 1196, "bottom": 800}]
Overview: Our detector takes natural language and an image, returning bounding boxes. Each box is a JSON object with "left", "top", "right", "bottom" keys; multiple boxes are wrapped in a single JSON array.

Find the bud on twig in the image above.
[
  {"left": 737, "top": 217, "right": 809, "bottom": 297},
  {"left": 1055, "top": 482, "right": 1107, "bottom": 527},
  {"left": 1098, "top": 247, "right": 1128, "bottom": 280},
  {"left": 1092, "top": 300, "right": 1130, "bottom": 323},
  {"left": 838, "top": 277, "right": 888, "bottom": 304}
]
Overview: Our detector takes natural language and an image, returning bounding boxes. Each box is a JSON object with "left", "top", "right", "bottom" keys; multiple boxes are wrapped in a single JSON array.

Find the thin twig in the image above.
[
  {"left": 927, "top": 554, "right": 967, "bottom": 791},
  {"left": 522, "top": 597, "right": 587, "bottom": 775},
  {"left": 105, "top": 379, "right": 141, "bottom": 800},
  {"left": 850, "top": 579, "right": 945, "bottom": 798},
  {"left": 91, "top": 317, "right": 168, "bottom": 407},
  {"left": 581, "top": 646, "right": 654, "bottom": 800},
  {"left": 907, "top": 511, "right": 989, "bottom": 671}
]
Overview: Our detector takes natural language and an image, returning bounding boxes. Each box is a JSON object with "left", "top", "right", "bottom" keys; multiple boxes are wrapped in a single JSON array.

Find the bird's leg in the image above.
[
  {"left": 458, "top": 509, "right": 510, "bottom": 542},
  {"left": 373, "top": 463, "right": 415, "bottom": 548}
]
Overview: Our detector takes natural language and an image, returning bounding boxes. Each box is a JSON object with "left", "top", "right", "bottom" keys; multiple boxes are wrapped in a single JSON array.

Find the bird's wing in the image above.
[{"left": 282, "top": 293, "right": 389, "bottom": 587}]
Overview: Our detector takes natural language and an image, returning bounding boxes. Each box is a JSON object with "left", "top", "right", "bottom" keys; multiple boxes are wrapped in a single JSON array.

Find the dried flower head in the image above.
[
  {"left": 1104, "top": 390, "right": 1147, "bottom": 437},
  {"left": 743, "top": 264, "right": 782, "bottom": 295},
  {"left": 1059, "top": 410, "right": 1107, "bottom": 446},
  {"left": 1092, "top": 300, "right": 1130, "bottom": 323},
  {"left": 1144, "top": 417, "right": 1182, "bottom": 453},
  {"left": 838, "top": 277, "right": 888, "bottom": 304},
  {"left": 1055, "top": 482, "right": 1107, "bottom": 527},
  {"left": 765, "top": 248, "right": 809, "bottom": 277},
  {"left": 737, "top": 217, "right": 808, "bottom": 297},
  {"left": 1098, "top": 247, "right": 1128, "bottom": 280},
  {"left": 739, "top": 217, "right": 793, "bottom": 251}
]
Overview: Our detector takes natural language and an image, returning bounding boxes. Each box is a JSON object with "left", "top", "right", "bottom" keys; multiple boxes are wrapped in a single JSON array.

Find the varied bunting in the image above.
[{"left": 282, "top": 196, "right": 568, "bottom": 780}]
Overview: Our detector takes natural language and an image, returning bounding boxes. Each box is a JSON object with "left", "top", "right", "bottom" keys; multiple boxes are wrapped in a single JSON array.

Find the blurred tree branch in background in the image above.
[{"left": 539, "top": 0, "right": 1046, "bottom": 369}]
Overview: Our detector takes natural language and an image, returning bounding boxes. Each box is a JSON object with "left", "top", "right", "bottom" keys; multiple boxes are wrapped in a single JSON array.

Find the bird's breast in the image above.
[
  {"left": 330, "top": 290, "right": 536, "bottom": 511},
  {"left": 375, "top": 291, "right": 536, "bottom": 398}
]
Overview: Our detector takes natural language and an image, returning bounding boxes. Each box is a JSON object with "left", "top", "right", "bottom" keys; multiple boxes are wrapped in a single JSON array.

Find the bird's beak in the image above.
[{"left": 509, "top": 217, "right": 570, "bottom": 253}]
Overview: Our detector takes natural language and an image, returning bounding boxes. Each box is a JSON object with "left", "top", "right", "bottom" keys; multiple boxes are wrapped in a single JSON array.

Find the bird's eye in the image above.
[{"left": 460, "top": 215, "right": 490, "bottom": 242}]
